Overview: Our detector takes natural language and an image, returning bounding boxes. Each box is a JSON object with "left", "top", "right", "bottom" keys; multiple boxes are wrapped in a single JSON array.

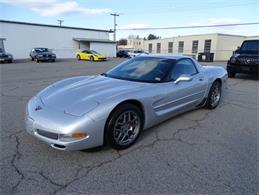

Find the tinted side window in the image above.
[{"left": 171, "top": 59, "right": 198, "bottom": 81}]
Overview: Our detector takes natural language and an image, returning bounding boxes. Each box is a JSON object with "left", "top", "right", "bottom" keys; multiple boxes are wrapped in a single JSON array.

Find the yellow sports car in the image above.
[{"left": 76, "top": 50, "right": 107, "bottom": 61}]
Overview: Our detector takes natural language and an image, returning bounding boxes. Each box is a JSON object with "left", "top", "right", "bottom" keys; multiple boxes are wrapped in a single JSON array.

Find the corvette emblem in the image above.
[{"left": 35, "top": 106, "right": 42, "bottom": 111}]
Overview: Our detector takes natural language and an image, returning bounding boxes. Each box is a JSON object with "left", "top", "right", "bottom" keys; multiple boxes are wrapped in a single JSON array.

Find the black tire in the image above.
[
  {"left": 77, "top": 55, "right": 81, "bottom": 61},
  {"left": 228, "top": 71, "right": 236, "bottom": 78},
  {"left": 90, "top": 56, "right": 94, "bottom": 61},
  {"left": 105, "top": 103, "right": 143, "bottom": 150},
  {"left": 35, "top": 59, "right": 40, "bottom": 63},
  {"left": 52, "top": 59, "right": 55, "bottom": 62},
  {"left": 31, "top": 57, "right": 34, "bottom": 61},
  {"left": 206, "top": 81, "right": 222, "bottom": 109}
]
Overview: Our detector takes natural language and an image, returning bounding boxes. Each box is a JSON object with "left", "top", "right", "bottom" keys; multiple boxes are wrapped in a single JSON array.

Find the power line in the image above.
[{"left": 118, "top": 22, "right": 259, "bottom": 31}]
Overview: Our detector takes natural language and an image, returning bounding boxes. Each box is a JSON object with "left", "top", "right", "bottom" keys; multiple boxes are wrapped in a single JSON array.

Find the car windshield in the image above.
[
  {"left": 35, "top": 48, "right": 49, "bottom": 52},
  {"left": 240, "top": 40, "right": 259, "bottom": 51},
  {"left": 104, "top": 57, "right": 174, "bottom": 83},
  {"left": 91, "top": 50, "right": 100, "bottom": 54}
]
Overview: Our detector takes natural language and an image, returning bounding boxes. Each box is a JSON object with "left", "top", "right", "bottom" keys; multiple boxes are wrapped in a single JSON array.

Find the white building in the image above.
[
  {"left": 143, "top": 33, "right": 258, "bottom": 61},
  {"left": 0, "top": 20, "right": 116, "bottom": 59}
]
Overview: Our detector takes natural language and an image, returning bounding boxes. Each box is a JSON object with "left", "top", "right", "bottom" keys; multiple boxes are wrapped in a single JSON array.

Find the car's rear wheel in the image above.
[
  {"left": 206, "top": 81, "right": 221, "bottom": 109},
  {"left": 227, "top": 71, "right": 236, "bottom": 78},
  {"left": 77, "top": 55, "right": 81, "bottom": 61},
  {"left": 105, "top": 104, "right": 143, "bottom": 150},
  {"left": 90, "top": 56, "right": 94, "bottom": 61},
  {"left": 35, "top": 59, "right": 40, "bottom": 63}
]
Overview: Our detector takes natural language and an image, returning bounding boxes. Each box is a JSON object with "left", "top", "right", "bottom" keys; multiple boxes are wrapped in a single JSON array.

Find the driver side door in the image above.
[
  {"left": 153, "top": 58, "right": 207, "bottom": 117},
  {"left": 80, "top": 50, "right": 90, "bottom": 60}
]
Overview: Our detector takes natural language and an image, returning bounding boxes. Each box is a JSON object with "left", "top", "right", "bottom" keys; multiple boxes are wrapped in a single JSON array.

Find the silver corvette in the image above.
[{"left": 25, "top": 55, "right": 227, "bottom": 151}]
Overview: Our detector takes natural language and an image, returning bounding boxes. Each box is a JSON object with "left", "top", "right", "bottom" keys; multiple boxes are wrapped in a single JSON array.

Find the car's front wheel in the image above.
[
  {"left": 206, "top": 81, "right": 222, "bottom": 109},
  {"left": 90, "top": 56, "right": 94, "bottom": 61},
  {"left": 77, "top": 55, "right": 81, "bottom": 61},
  {"left": 227, "top": 71, "right": 236, "bottom": 78},
  {"left": 105, "top": 104, "right": 143, "bottom": 150}
]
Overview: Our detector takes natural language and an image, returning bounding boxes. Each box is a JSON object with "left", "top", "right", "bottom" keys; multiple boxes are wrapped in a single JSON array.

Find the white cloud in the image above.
[
  {"left": 0, "top": 0, "right": 111, "bottom": 16},
  {"left": 120, "top": 23, "right": 151, "bottom": 30},
  {"left": 31, "top": 1, "right": 111, "bottom": 16},
  {"left": 0, "top": 0, "right": 55, "bottom": 7}
]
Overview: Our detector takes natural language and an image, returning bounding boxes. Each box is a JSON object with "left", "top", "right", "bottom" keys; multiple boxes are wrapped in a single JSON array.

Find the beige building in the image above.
[
  {"left": 118, "top": 38, "right": 144, "bottom": 51},
  {"left": 143, "top": 33, "right": 258, "bottom": 61}
]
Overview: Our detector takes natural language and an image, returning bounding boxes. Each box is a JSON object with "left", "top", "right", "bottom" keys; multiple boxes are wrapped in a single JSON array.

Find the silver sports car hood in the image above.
[{"left": 39, "top": 75, "right": 147, "bottom": 116}]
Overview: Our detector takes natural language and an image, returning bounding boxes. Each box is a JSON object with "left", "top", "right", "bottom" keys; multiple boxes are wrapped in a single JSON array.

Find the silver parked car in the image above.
[{"left": 25, "top": 55, "right": 227, "bottom": 151}]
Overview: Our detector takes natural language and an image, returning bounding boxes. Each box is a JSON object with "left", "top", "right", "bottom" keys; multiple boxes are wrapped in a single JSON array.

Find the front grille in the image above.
[
  {"left": 237, "top": 57, "right": 259, "bottom": 65},
  {"left": 42, "top": 54, "right": 52, "bottom": 57},
  {"left": 37, "top": 129, "right": 58, "bottom": 140}
]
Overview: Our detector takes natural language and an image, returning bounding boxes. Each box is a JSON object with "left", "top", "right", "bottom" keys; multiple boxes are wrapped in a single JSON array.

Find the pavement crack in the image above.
[
  {"left": 10, "top": 135, "right": 24, "bottom": 194},
  {"left": 39, "top": 172, "right": 65, "bottom": 188}
]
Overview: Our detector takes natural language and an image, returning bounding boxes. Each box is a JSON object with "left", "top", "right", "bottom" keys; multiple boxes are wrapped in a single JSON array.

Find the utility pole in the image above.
[
  {"left": 57, "top": 20, "right": 64, "bottom": 26},
  {"left": 110, "top": 13, "right": 119, "bottom": 41}
]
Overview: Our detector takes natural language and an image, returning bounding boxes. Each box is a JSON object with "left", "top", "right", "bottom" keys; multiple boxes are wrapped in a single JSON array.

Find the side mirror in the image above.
[{"left": 174, "top": 74, "right": 192, "bottom": 84}]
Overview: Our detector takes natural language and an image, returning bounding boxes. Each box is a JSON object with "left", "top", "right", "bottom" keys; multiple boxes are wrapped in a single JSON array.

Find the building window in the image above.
[
  {"left": 204, "top": 39, "right": 211, "bottom": 53},
  {"left": 178, "top": 41, "right": 184, "bottom": 53},
  {"left": 168, "top": 42, "right": 173, "bottom": 53},
  {"left": 192, "top": 40, "right": 198, "bottom": 53},
  {"left": 156, "top": 43, "right": 161, "bottom": 53},
  {"left": 148, "top": 43, "right": 152, "bottom": 53}
]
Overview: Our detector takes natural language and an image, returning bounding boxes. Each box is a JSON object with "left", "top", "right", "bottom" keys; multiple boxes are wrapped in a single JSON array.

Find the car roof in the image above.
[{"left": 139, "top": 54, "right": 194, "bottom": 60}]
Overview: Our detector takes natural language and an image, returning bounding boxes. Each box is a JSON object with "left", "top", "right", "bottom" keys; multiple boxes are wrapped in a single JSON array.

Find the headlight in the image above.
[
  {"left": 52, "top": 54, "right": 56, "bottom": 57},
  {"left": 230, "top": 57, "right": 236, "bottom": 63},
  {"left": 59, "top": 132, "right": 88, "bottom": 142}
]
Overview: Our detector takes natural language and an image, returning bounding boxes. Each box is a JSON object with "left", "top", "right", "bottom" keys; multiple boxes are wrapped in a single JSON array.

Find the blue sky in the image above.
[{"left": 0, "top": 0, "right": 259, "bottom": 40}]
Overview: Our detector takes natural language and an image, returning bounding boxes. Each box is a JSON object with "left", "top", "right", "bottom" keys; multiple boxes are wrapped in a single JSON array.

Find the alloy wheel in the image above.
[{"left": 113, "top": 111, "right": 141, "bottom": 146}]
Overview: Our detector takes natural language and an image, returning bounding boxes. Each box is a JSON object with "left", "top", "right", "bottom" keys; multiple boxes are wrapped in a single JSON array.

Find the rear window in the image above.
[{"left": 240, "top": 40, "right": 259, "bottom": 51}]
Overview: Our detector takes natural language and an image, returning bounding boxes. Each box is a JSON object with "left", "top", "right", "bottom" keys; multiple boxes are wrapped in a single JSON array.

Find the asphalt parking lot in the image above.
[{"left": 0, "top": 58, "right": 258, "bottom": 194}]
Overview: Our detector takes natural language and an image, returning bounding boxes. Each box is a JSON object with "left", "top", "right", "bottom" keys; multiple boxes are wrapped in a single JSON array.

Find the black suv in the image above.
[
  {"left": 0, "top": 48, "right": 13, "bottom": 63},
  {"left": 30, "top": 48, "right": 56, "bottom": 63},
  {"left": 227, "top": 40, "right": 259, "bottom": 77},
  {"left": 117, "top": 50, "right": 129, "bottom": 58}
]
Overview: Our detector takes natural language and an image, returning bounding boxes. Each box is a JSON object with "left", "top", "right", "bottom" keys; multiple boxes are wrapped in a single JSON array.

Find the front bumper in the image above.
[
  {"left": 227, "top": 64, "right": 258, "bottom": 74},
  {"left": 95, "top": 57, "right": 106, "bottom": 61},
  {"left": 0, "top": 57, "right": 13, "bottom": 62},
  {"left": 36, "top": 56, "right": 56, "bottom": 61},
  {"left": 25, "top": 96, "right": 105, "bottom": 151}
]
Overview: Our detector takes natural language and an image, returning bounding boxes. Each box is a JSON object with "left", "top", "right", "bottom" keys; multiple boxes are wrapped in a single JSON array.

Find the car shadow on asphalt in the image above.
[
  {"left": 80, "top": 106, "right": 211, "bottom": 153},
  {"left": 234, "top": 73, "right": 259, "bottom": 80}
]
